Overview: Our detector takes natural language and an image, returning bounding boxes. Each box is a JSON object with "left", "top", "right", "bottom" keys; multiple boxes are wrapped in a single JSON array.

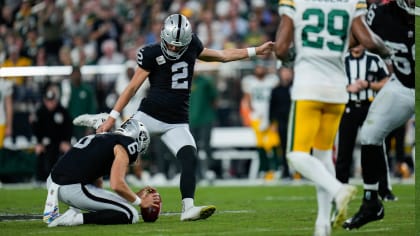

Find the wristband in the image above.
[
  {"left": 109, "top": 110, "right": 120, "bottom": 119},
  {"left": 367, "top": 80, "right": 371, "bottom": 89},
  {"left": 247, "top": 47, "right": 256, "bottom": 58},
  {"left": 132, "top": 196, "right": 141, "bottom": 205}
]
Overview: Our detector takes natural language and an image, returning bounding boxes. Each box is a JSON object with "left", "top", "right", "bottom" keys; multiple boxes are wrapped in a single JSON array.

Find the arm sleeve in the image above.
[{"left": 278, "top": 0, "right": 296, "bottom": 19}]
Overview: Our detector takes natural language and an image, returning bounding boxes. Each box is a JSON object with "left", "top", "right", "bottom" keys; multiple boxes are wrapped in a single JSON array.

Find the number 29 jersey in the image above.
[
  {"left": 278, "top": 0, "right": 367, "bottom": 103},
  {"left": 137, "top": 34, "right": 204, "bottom": 124}
]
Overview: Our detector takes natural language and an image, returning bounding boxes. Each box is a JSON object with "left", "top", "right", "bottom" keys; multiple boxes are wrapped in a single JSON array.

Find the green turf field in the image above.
[
  {"left": 0, "top": 6, "right": 417, "bottom": 236},
  {"left": 0, "top": 184, "right": 415, "bottom": 236}
]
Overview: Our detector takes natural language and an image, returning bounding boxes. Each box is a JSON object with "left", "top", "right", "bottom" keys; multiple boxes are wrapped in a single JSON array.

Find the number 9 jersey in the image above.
[
  {"left": 136, "top": 34, "right": 204, "bottom": 124},
  {"left": 365, "top": 2, "right": 414, "bottom": 89},
  {"left": 278, "top": 0, "right": 367, "bottom": 103}
]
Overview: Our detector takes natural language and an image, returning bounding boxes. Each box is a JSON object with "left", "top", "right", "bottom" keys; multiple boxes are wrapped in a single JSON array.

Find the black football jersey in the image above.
[
  {"left": 51, "top": 133, "right": 139, "bottom": 185},
  {"left": 366, "top": 2, "right": 414, "bottom": 88},
  {"left": 136, "top": 34, "right": 204, "bottom": 123}
]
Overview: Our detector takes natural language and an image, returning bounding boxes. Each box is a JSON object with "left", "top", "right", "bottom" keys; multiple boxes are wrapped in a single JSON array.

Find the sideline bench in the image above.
[{"left": 201, "top": 127, "right": 259, "bottom": 179}]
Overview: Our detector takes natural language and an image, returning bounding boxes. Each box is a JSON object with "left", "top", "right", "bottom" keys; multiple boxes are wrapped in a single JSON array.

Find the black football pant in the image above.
[{"left": 335, "top": 101, "right": 391, "bottom": 193}]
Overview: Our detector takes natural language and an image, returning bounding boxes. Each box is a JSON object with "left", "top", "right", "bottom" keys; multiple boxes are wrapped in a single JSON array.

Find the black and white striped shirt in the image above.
[{"left": 344, "top": 50, "right": 389, "bottom": 102}]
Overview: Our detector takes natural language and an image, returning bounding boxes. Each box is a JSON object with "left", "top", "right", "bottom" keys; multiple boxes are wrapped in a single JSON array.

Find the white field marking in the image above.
[
  {"left": 27, "top": 230, "right": 70, "bottom": 235},
  {"left": 142, "top": 227, "right": 315, "bottom": 236},
  {"left": 0, "top": 210, "right": 255, "bottom": 221}
]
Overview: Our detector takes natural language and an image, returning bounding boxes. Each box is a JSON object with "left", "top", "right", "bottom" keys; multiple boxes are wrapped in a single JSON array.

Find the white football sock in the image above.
[
  {"left": 182, "top": 198, "right": 194, "bottom": 212},
  {"left": 312, "top": 149, "right": 335, "bottom": 175},
  {"left": 313, "top": 149, "right": 334, "bottom": 226},
  {"left": 315, "top": 185, "right": 331, "bottom": 227},
  {"left": 287, "top": 151, "right": 341, "bottom": 196}
]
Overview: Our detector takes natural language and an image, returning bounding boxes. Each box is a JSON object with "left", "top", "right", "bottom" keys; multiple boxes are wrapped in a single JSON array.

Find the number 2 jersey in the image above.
[
  {"left": 51, "top": 133, "right": 139, "bottom": 185},
  {"left": 136, "top": 34, "right": 204, "bottom": 124},
  {"left": 366, "top": 2, "right": 415, "bottom": 89},
  {"left": 278, "top": 0, "right": 367, "bottom": 103}
]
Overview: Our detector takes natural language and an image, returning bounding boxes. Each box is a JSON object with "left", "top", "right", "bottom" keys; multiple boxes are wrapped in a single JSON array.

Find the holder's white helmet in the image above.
[
  {"left": 116, "top": 119, "right": 150, "bottom": 155},
  {"left": 396, "top": 0, "right": 414, "bottom": 15},
  {"left": 160, "top": 14, "right": 192, "bottom": 60}
]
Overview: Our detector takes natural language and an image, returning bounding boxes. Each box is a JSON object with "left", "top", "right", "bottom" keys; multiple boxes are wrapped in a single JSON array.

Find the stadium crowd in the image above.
[{"left": 0, "top": 0, "right": 414, "bottom": 185}]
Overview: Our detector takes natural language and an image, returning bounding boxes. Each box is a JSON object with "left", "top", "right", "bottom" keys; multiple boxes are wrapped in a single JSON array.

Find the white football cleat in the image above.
[
  {"left": 48, "top": 208, "right": 83, "bottom": 227},
  {"left": 180, "top": 205, "right": 216, "bottom": 221},
  {"left": 332, "top": 184, "right": 357, "bottom": 228},
  {"left": 73, "top": 113, "right": 108, "bottom": 129}
]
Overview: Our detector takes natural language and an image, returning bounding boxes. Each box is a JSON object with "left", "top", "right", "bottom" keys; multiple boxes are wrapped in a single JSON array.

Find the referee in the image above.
[{"left": 335, "top": 44, "right": 395, "bottom": 200}]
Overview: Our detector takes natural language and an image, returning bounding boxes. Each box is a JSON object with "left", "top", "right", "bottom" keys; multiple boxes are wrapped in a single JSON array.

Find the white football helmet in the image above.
[
  {"left": 160, "top": 14, "right": 192, "bottom": 60},
  {"left": 396, "top": 0, "right": 414, "bottom": 15},
  {"left": 116, "top": 119, "right": 150, "bottom": 155}
]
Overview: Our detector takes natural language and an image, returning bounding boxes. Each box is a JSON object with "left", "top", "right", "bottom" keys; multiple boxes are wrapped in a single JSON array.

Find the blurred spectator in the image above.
[
  {"left": 22, "top": 28, "right": 43, "bottom": 62},
  {"left": 0, "top": 4, "right": 15, "bottom": 33},
  {"left": 1, "top": 43, "right": 33, "bottom": 86},
  {"left": 120, "top": 21, "right": 141, "bottom": 60},
  {"left": 0, "top": 78, "right": 13, "bottom": 148},
  {"left": 63, "top": 3, "right": 89, "bottom": 40},
  {"left": 9, "top": 77, "right": 40, "bottom": 145},
  {"left": 62, "top": 66, "right": 97, "bottom": 140},
  {"left": 30, "top": 83, "right": 72, "bottom": 184},
  {"left": 97, "top": 39, "right": 125, "bottom": 85},
  {"left": 13, "top": 0, "right": 38, "bottom": 38},
  {"left": 243, "top": 15, "right": 267, "bottom": 47},
  {"left": 90, "top": 4, "right": 122, "bottom": 59},
  {"left": 70, "top": 34, "right": 97, "bottom": 66},
  {"left": 240, "top": 60, "right": 279, "bottom": 180},
  {"left": 37, "top": 0, "right": 64, "bottom": 64},
  {"left": 189, "top": 73, "right": 221, "bottom": 180},
  {"left": 217, "top": 0, "right": 248, "bottom": 43},
  {"left": 35, "top": 47, "right": 47, "bottom": 66},
  {"left": 144, "top": 17, "right": 163, "bottom": 45},
  {"left": 196, "top": 9, "right": 223, "bottom": 50},
  {"left": 58, "top": 45, "right": 72, "bottom": 66},
  {"left": 115, "top": 60, "right": 149, "bottom": 121},
  {"left": 95, "top": 39, "right": 125, "bottom": 113},
  {"left": 250, "top": 0, "right": 279, "bottom": 41},
  {"left": 269, "top": 61, "right": 294, "bottom": 179}
]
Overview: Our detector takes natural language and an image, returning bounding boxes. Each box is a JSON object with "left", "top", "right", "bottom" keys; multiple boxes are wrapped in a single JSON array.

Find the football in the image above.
[{"left": 139, "top": 188, "right": 162, "bottom": 222}]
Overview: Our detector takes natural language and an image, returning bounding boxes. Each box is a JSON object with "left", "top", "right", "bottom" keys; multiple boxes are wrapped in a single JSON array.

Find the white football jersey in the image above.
[
  {"left": 279, "top": 0, "right": 367, "bottom": 103},
  {"left": 241, "top": 73, "right": 279, "bottom": 129}
]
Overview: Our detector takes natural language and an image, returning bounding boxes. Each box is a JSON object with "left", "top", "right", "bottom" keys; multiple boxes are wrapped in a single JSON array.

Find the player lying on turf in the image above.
[{"left": 43, "top": 118, "right": 160, "bottom": 227}]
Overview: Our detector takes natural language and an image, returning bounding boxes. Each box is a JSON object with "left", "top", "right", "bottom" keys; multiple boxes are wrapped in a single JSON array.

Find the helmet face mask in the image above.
[
  {"left": 160, "top": 14, "right": 192, "bottom": 60},
  {"left": 396, "top": 0, "right": 415, "bottom": 15},
  {"left": 116, "top": 119, "right": 150, "bottom": 155}
]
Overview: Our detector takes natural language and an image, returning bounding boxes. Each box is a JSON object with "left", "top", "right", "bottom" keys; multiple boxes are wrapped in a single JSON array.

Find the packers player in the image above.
[{"left": 274, "top": 0, "right": 391, "bottom": 235}]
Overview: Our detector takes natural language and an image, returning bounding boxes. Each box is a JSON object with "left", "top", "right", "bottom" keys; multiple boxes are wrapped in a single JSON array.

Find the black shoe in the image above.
[
  {"left": 379, "top": 191, "right": 398, "bottom": 202},
  {"left": 342, "top": 200, "right": 384, "bottom": 230}
]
